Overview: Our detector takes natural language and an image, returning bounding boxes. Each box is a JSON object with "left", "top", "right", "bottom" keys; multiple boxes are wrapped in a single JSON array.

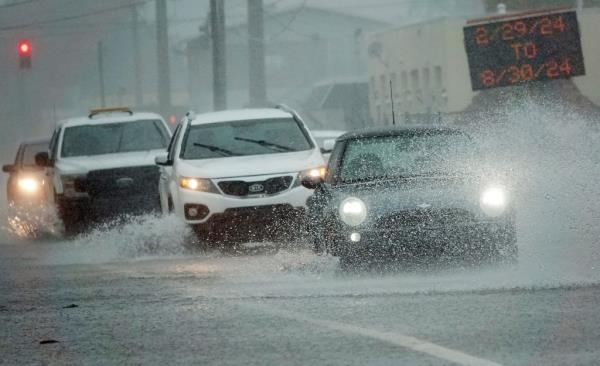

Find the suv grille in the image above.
[{"left": 218, "top": 176, "right": 293, "bottom": 197}]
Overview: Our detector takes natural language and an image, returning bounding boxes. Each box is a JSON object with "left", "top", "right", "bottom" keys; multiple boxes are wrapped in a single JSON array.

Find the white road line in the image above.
[{"left": 246, "top": 304, "right": 503, "bottom": 366}]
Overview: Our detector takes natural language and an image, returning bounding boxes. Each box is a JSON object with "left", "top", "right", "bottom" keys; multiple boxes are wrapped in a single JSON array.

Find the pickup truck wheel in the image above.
[
  {"left": 55, "top": 195, "right": 83, "bottom": 237},
  {"left": 167, "top": 196, "right": 174, "bottom": 213}
]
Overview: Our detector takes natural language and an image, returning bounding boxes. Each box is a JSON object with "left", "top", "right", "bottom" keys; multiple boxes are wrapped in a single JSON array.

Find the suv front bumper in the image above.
[{"left": 176, "top": 185, "right": 314, "bottom": 224}]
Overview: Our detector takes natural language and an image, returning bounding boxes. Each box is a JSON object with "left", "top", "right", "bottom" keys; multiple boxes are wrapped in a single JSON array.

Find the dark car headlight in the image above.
[
  {"left": 17, "top": 177, "right": 43, "bottom": 194},
  {"left": 339, "top": 197, "right": 367, "bottom": 226},
  {"left": 479, "top": 185, "right": 508, "bottom": 217}
]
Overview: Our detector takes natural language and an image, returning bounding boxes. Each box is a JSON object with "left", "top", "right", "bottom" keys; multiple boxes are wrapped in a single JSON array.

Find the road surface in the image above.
[{"left": 1, "top": 218, "right": 600, "bottom": 366}]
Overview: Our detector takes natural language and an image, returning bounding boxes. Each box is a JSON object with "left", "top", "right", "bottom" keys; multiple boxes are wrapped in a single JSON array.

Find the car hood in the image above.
[
  {"left": 56, "top": 150, "right": 165, "bottom": 175},
  {"left": 177, "top": 149, "right": 325, "bottom": 179}
]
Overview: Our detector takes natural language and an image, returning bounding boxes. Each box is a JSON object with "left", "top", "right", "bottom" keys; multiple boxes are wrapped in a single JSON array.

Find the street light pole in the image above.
[
  {"left": 210, "top": 0, "right": 227, "bottom": 110},
  {"left": 132, "top": 4, "right": 143, "bottom": 107},
  {"left": 156, "top": 0, "right": 171, "bottom": 113},
  {"left": 97, "top": 41, "right": 106, "bottom": 108},
  {"left": 248, "top": 0, "right": 266, "bottom": 107}
]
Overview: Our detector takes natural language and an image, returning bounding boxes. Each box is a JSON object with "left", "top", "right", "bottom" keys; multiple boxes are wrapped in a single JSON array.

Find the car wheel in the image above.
[
  {"left": 497, "top": 242, "right": 518, "bottom": 264},
  {"left": 493, "top": 225, "right": 518, "bottom": 264},
  {"left": 310, "top": 228, "right": 324, "bottom": 254},
  {"left": 339, "top": 253, "right": 368, "bottom": 272},
  {"left": 188, "top": 224, "right": 219, "bottom": 252}
]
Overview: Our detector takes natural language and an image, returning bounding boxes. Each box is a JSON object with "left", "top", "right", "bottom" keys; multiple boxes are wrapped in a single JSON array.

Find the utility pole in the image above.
[
  {"left": 247, "top": 0, "right": 266, "bottom": 107},
  {"left": 156, "top": 0, "right": 171, "bottom": 113},
  {"left": 132, "top": 4, "right": 143, "bottom": 107},
  {"left": 97, "top": 41, "right": 106, "bottom": 108},
  {"left": 210, "top": 0, "right": 227, "bottom": 110}
]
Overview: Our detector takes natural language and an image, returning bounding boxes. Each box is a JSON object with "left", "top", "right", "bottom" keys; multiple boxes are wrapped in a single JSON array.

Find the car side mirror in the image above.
[
  {"left": 34, "top": 152, "right": 50, "bottom": 167},
  {"left": 155, "top": 153, "right": 172, "bottom": 166},
  {"left": 301, "top": 175, "right": 323, "bottom": 190},
  {"left": 2, "top": 164, "right": 16, "bottom": 173},
  {"left": 321, "top": 139, "right": 336, "bottom": 154}
]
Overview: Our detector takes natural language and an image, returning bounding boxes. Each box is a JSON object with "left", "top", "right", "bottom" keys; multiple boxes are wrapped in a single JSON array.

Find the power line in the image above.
[
  {"left": 0, "top": 0, "right": 39, "bottom": 9},
  {"left": 266, "top": 0, "right": 307, "bottom": 41},
  {"left": 0, "top": 0, "right": 153, "bottom": 32}
]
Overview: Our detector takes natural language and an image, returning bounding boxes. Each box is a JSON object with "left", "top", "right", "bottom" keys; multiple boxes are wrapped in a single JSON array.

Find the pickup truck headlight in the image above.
[
  {"left": 339, "top": 197, "right": 367, "bottom": 226},
  {"left": 480, "top": 185, "right": 508, "bottom": 217},
  {"left": 61, "top": 174, "right": 86, "bottom": 195},
  {"left": 179, "top": 177, "right": 220, "bottom": 194}
]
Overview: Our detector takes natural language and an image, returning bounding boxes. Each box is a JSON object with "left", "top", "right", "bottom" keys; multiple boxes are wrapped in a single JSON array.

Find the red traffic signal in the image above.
[
  {"left": 17, "top": 39, "right": 32, "bottom": 69},
  {"left": 18, "top": 40, "right": 31, "bottom": 55}
]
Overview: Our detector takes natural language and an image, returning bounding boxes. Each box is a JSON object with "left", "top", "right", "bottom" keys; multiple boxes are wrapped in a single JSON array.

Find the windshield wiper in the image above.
[
  {"left": 234, "top": 137, "right": 294, "bottom": 152},
  {"left": 193, "top": 143, "right": 238, "bottom": 156}
]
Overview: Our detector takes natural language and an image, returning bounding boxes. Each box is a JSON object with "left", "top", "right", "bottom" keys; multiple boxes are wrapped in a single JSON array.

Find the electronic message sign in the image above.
[{"left": 464, "top": 10, "right": 585, "bottom": 91}]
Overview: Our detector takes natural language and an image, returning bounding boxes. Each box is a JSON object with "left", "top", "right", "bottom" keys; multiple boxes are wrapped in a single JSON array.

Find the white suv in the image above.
[
  {"left": 36, "top": 108, "right": 172, "bottom": 234},
  {"left": 155, "top": 106, "right": 326, "bottom": 245}
]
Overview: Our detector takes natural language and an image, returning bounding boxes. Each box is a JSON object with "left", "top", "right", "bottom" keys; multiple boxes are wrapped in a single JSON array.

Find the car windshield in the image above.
[
  {"left": 339, "top": 131, "right": 476, "bottom": 183},
  {"left": 19, "top": 142, "right": 48, "bottom": 167},
  {"left": 61, "top": 120, "right": 169, "bottom": 157},
  {"left": 181, "top": 118, "right": 312, "bottom": 159}
]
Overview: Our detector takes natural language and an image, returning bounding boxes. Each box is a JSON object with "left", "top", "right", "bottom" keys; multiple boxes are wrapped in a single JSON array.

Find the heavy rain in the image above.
[{"left": 1, "top": 1, "right": 600, "bottom": 365}]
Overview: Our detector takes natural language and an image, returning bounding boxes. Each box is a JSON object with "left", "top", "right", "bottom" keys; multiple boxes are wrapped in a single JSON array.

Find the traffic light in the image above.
[{"left": 17, "top": 39, "right": 32, "bottom": 69}]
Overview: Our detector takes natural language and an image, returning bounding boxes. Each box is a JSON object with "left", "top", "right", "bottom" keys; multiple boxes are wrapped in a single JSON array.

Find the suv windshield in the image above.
[
  {"left": 339, "top": 131, "right": 476, "bottom": 183},
  {"left": 61, "top": 120, "right": 169, "bottom": 157},
  {"left": 181, "top": 118, "right": 312, "bottom": 160}
]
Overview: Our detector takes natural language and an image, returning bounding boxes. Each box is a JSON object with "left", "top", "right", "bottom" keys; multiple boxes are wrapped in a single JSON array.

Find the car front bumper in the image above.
[
  {"left": 58, "top": 194, "right": 161, "bottom": 223},
  {"left": 327, "top": 220, "right": 516, "bottom": 258}
]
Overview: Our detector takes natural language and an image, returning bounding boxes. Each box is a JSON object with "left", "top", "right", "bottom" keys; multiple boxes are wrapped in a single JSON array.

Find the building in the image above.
[
  {"left": 367, "top": 7, "right": 600, "bottom": 125},
  {"left": 185, "top": 5, "right": 388, "bottom": 130}
]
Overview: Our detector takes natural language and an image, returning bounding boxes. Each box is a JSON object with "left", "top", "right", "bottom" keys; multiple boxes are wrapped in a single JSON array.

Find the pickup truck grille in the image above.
[{"left": 82, "top": 166, "right": 160, "bottom": 199}]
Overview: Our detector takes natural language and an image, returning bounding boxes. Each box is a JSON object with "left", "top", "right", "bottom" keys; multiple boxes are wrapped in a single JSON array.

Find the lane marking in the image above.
[{"left": 246, "top": 304, "right": 503, "bottom": 366}]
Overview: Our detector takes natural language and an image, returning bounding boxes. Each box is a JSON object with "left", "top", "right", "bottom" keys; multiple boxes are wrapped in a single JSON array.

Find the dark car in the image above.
[
  {"left": 3, "top": 138, "right": 50, "bottom": 205},
  {"left": 3, "top": 139, "right": 51, "bottom": 236},
  {"left": 303, "top": 127, "right": 517, "bottom": 268}
]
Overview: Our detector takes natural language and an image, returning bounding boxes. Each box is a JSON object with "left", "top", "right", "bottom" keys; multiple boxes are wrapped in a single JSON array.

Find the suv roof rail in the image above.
[
  {"left": 89, "top": 107, "right": 133, "bottom": 119},
  {"left": 275, "top": 104, "right": 301, "bottom": 120}
]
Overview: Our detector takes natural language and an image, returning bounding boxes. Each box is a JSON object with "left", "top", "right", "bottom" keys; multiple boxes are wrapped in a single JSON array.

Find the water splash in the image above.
[
  {"left": 43, "top": 214, "right": 192, "bottom": 265},
  {"left": 468, "top": 99, "right": 600, "bottom": 280}
]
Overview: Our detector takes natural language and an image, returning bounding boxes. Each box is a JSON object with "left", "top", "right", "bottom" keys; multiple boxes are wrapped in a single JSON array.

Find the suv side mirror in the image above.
[
  {"left": 155, "top": 153, "right": 172, "bottom": 166},
  {"left": 34, "top": 152, "right": 50, "bottom": 167},
  {"left": 301, "top": 175, "right": 323, "bottom": 190},
  {"left": 2, "top": 164, "right": 16, "bottom": 173}
]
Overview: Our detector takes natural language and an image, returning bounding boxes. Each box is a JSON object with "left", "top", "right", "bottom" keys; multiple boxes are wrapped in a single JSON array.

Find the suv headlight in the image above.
[
  {"left": 300, "top": 166, "right": 326, "bottom": 179},
  {"left": 179, "top": 177, "right": 220, "bottom": 194},
  {"left": 293, "top": 166, "right": 326, "bottom": 188},
  {"left": 480, "top": 185, "right": 508, "bottom": 217},
  {"left": 339, "top": 197, "right": 367, "bottom": 226}
]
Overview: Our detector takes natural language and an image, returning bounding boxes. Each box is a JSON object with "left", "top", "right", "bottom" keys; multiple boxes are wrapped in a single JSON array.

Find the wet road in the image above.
[{"left": 2, "top": 235, "right": 600, "bottom": 366}]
